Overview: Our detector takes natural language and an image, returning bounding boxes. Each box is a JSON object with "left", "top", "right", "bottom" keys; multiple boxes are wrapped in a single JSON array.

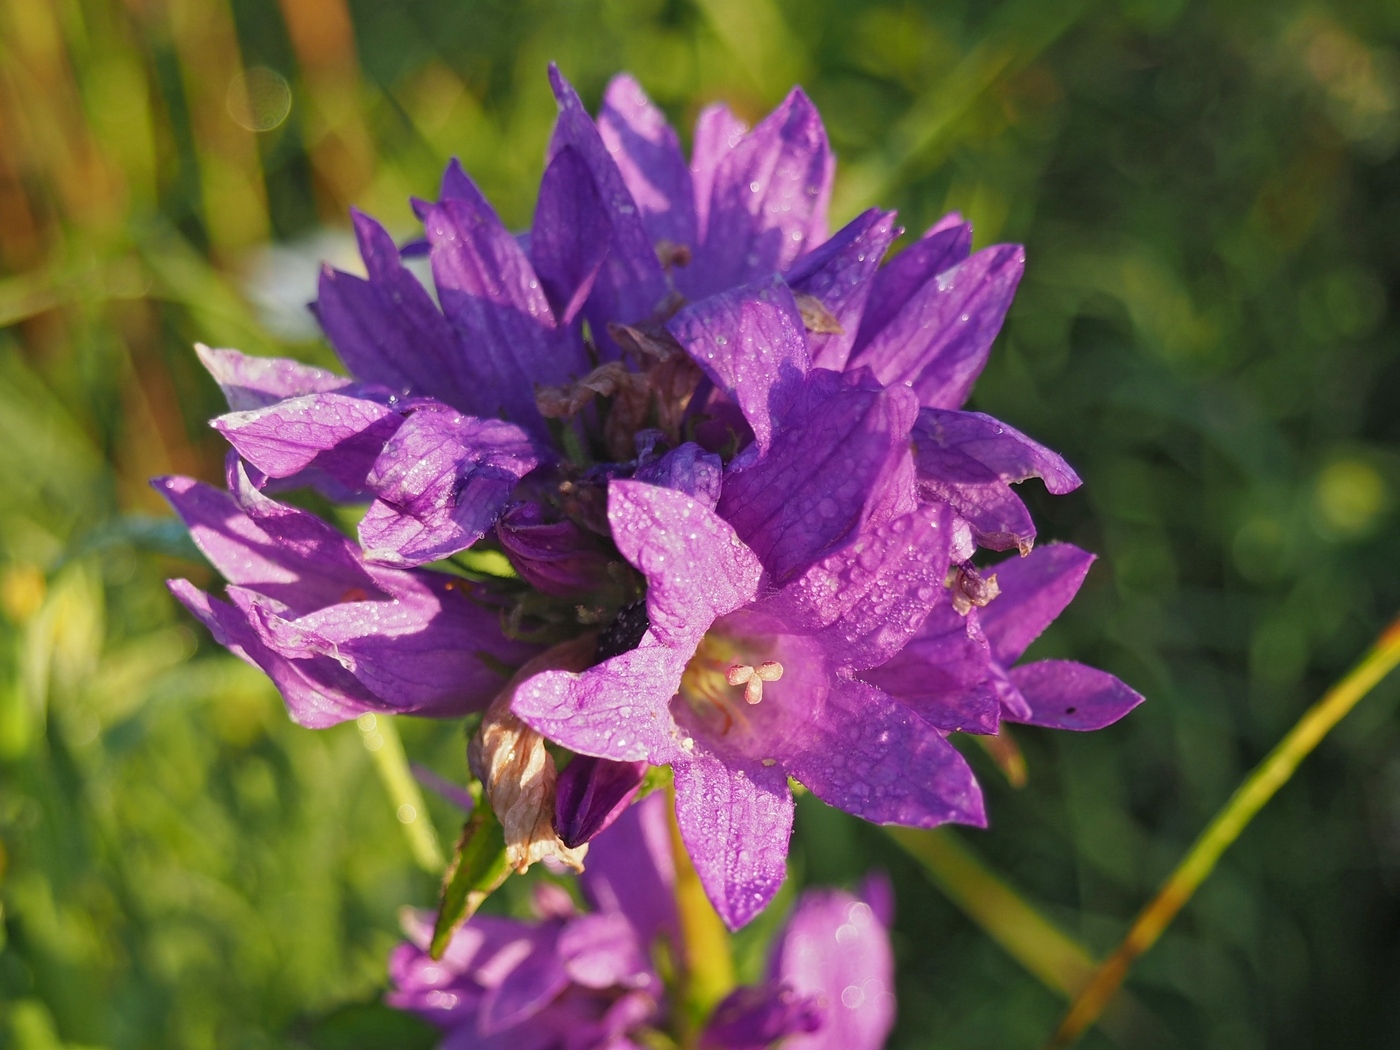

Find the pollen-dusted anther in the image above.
[
  {"left": 726, "top": 660, "right": 784, "bottom": 705},
  {"left": 794, "top": 292, "right": 844, "bottom": 334}
]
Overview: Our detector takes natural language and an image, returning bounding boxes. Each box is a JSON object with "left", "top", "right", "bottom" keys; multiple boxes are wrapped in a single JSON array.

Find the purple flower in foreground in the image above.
[
  {"left": 513, "top": 372, "right": 986, "bottom": 928},
  {"left": 391, "top": 794, "right": 895, "bottom": 1050}
]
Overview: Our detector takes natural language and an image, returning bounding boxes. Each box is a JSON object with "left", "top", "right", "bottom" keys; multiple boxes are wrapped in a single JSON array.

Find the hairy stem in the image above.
[{"left": 1046, "top": 614, "right": 1400, "bottom": 1049}]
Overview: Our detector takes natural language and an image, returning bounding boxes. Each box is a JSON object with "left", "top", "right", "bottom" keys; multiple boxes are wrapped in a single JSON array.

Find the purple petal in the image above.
[
  {"left": 598, "top": 74, "right": 697, "bottom": 251},
  {"left": 850, "top": 244, "right": 1024, "bottom": 409},
  {"left": 512, "top": 637, "right": 688, "bottom": 764},
  {"left": 424, "top": 193, "right": 585, "bottom": 431},
  {"left": 911, "top": 408, "right": 1080, "bottom": 552},
  {"left": 691, "top": 89, "right": 833, "bottom": 298},
  {"left": 860, "top": 601, "right": 999, "bottom": 734},
  {"left": 531, "top": 145, "right": 612, "bottom": 325},
  {"left": 667, "top": 277, "right": 810, "bottom": 453},
  {"left": 477, "top": 930, "right": 571, "bottom": 1035},
  {"left": 195, "top": 345, "right": 353, "bottom": 411},
  {"left": 357, "top": 407, "right": 540, "bottom": 566},
  {"left": 168, "top": 580, "right": 379, "bottom": 728},
  {"left": 247, "top": 573, "right": 528, "bottom": 716},
  {"left": 758, "top": 505, "right": 954, "bottom": 670},
  {"left": 609, "top": 480, "right": 764, "bottom": 648},
  {"left": 212, "top": 392, "right": 401, "bottom": 491},
  {"left": 854, "top": 216, "right": 972, "bottom": 353},
  {"left": 153, "top": 472, "right": 379, "bottom": 614},
  {"left": 778, "top": 678, "right": 986, "bottom": 829},
  {"left": 581, "top": 791, "right": 679, "bottom": 947},
  {"left": 314, "top": 210, "right": 469, "bottom": 408},
  {"left": 1007, "top": 660, "right": 1144, "bottom": 730},
  {"left": 976, "top": 543, "right": 1096, "bottom": 666},
  {"left": 558, "top": 911, "right": 653, "bottom": 989},
  {"left": 699, "top": 983, "right": 822, "bottom": 1050},
  {"left": 785, "top": 209, "right": 899, "bottom": 370},
  {"left": 717, "top": 369, "right": 919, "bottom": 582},
  {"left": 690, "top": 102, "right": 748, "bottom": 241},
  {"left": 554, "top": 755, "right": 648, "bottom": 848},
  {"left": 673, "top": 748, "right": 793, "bottom": 930},
  {"left": 770, "top": 883, "right": 896, "bottom": 1050},
  {"left": 632, "top": 442, "right": 724, "bottom": 509},
  {"left": 546, "top": 65, "right": 670, "bottom": 339},
  {"left": 496, "top": 502, "right": 614, "bottom": 597}
]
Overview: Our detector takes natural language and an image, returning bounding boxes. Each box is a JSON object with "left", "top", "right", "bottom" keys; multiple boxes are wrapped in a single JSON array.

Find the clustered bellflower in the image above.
[
  {"left": 390, "top": 794, "right": 895, "bottom": 1050},
  {"left": 161, "top": 63, "right": 1144, "bottom": 1039}
]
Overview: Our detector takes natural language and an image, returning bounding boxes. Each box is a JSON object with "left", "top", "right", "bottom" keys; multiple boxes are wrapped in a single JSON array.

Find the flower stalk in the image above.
[
  {"left": 666, "top": 784, "right": 735, "bottom": 1045},
  {"left": 1045, "top": 613, "right": 1400, "bottom": 1049}
]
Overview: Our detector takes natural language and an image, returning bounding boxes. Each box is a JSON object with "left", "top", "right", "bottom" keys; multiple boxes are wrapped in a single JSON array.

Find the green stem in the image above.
[
  {"left": 665, "top": 785, "right": 734, "bottom": 1047},
  {"left": 357, "top": 712, "right": 445, "bottom": 873},
  {"left": 1045, "top": 614, "right": 1400, "bottom": 1049}
]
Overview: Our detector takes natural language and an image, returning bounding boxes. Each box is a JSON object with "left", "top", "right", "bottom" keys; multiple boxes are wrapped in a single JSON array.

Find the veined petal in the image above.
[
  {"left": 770, "top": 881, "right": 896, "bottom": 1050},
  {"left": 672, "top": 747, "right": 793, "bottom": 930},
  {"left": 690, "top": 102, "right": 748, "bottom": 241},
  {"left": 758, "top": 504, "right": 954, "bottom": 670},
  {"left": 667, "top": 276, "right": 810, "bottom": 453},
  {"left": 691, "top": 88, "right": 833, "bottom": 298},
  {"left": 547, "top": 65, "right": 669, "bottom": 342},
  {"left": 850, "top": 243, "right": 1024, "bottom": 409},
  {"left": 785, "top": 209, "right": 898, "bottom": 370},
  {"left": 314, "top": 210, "right": 470, "bottom": 408},
  {"left": 511, "top": 636, "right": 689, "bottom": 764},
  {"left": 779, "top": 678, "right": 986, "bottom": 829},
  {"left": 598, "top": 74, "right": 697, "bottom": 251},
  {"left": 632, "top": 442, "right": 723, "bottom": 509},
  {"left": 358, "top": 407, "right": 540, "bottom": 566},
  {"left": 531, "top": 145, "right": 612, "bottom": 325},
  {"left": 168, "top": 580, "right": 378, "bottom": 728},
  {"left": 153, "top": 473, "right": 378, "bottom": 613},
  {"left": 860, "top": 600, "right": 999, "bottom": 734},
  {"left": 249, "top": 575, "right": 527, "bottom": 716},
  {"left": 1007, "top": 660, "right": 1144, "bottom": 730},
  {"left": 717, "top": 369, "right": 919, "bottom": 582},
  {"left": 853, "top": 215, "right": 972, "bottom": 354},
  {"left": 608, "top": 480, "right": 764, "bottom": 648},
  {"left": 977, "top": 543, "right": 1096, "bottom": 666},
  {"left": 212, "top": 391, "right": 401, "bottom": 491},
  {"left": 195, "top": 344, "right": 353, "bottom": 411},
  {"left": 425, "top": 193, "right": 585, "bottom": 431},
  {"left": 497, "top": 502, "right": 614, "bottom": 597}
]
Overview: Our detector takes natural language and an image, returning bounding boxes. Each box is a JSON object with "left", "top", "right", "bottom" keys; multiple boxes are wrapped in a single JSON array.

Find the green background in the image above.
[{"left": 1, "top": 0, "right": 1398, "bottom": 1047}]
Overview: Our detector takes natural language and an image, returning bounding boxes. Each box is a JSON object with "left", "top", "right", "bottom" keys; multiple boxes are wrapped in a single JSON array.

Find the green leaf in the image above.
[{"left": 429, "top": 803, "right": 512, "bottom": 959}]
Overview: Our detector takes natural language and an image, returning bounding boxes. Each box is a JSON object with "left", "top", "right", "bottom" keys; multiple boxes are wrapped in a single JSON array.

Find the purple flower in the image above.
[
  {"left": 391, "top": 793, "right": 897, "bottom": 1050},
  {"left": 513, "top": 368, "right": 986, "bottom": 929},
  {"left": 155, "top": 459, "right": 532, "bottom": 727}
]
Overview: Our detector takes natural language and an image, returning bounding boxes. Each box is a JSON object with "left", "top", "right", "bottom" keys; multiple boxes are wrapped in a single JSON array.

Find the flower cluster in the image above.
[
  {"left": 391, "top": 794, "right": 894, "bottom": 1050},
  {"left": 159, "top": 66, "right": 1144, "bottom": 1046}
]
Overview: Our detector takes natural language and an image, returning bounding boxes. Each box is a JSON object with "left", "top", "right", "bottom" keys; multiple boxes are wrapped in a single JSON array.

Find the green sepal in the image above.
[{"left": 429, "top": 801, "right": 512, "bottom": 959}]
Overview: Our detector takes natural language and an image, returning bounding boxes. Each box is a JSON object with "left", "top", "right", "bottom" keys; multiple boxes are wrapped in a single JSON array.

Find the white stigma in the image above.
[{"left": 726, "top": 661, "right": 785, "bottom": 705}]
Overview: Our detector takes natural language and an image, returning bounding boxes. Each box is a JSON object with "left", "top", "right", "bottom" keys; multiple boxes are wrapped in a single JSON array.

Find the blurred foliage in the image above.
[{"left": 0, "top": 0, "right": 1398, "bottom": 1048}]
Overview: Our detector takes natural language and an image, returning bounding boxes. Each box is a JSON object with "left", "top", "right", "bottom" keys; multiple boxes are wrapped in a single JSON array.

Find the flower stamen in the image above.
[{"left": 726, "top": 661, "right": 784, "bottom": 705}]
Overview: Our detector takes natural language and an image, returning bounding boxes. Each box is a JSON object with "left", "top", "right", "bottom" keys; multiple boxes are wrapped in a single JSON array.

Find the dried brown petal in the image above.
[
  {"left": 948, "top": 564, "right": 1002, "bottom": 616},
  {"left": 469, "top": 634, "right": 598, "bottom": 873}
]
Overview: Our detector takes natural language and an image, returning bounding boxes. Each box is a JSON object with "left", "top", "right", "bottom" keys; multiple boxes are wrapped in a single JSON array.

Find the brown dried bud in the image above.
[
  {"left": 948, "top": 563, "right": 1001, "bottom": 616},
  {"left": 794, "top": 293, "right": 844, "bottom": 335},
  {"left": 655, "top": 239, "right": 693, "bottom": 269},
  {"left": 468, "top": 634, "right": 598, "bottom": 874}
]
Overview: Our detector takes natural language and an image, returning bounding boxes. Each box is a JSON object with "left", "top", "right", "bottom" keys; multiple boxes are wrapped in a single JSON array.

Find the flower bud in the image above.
[{"left": 554, "top": 754, "right": 649, "bottom": 849}]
